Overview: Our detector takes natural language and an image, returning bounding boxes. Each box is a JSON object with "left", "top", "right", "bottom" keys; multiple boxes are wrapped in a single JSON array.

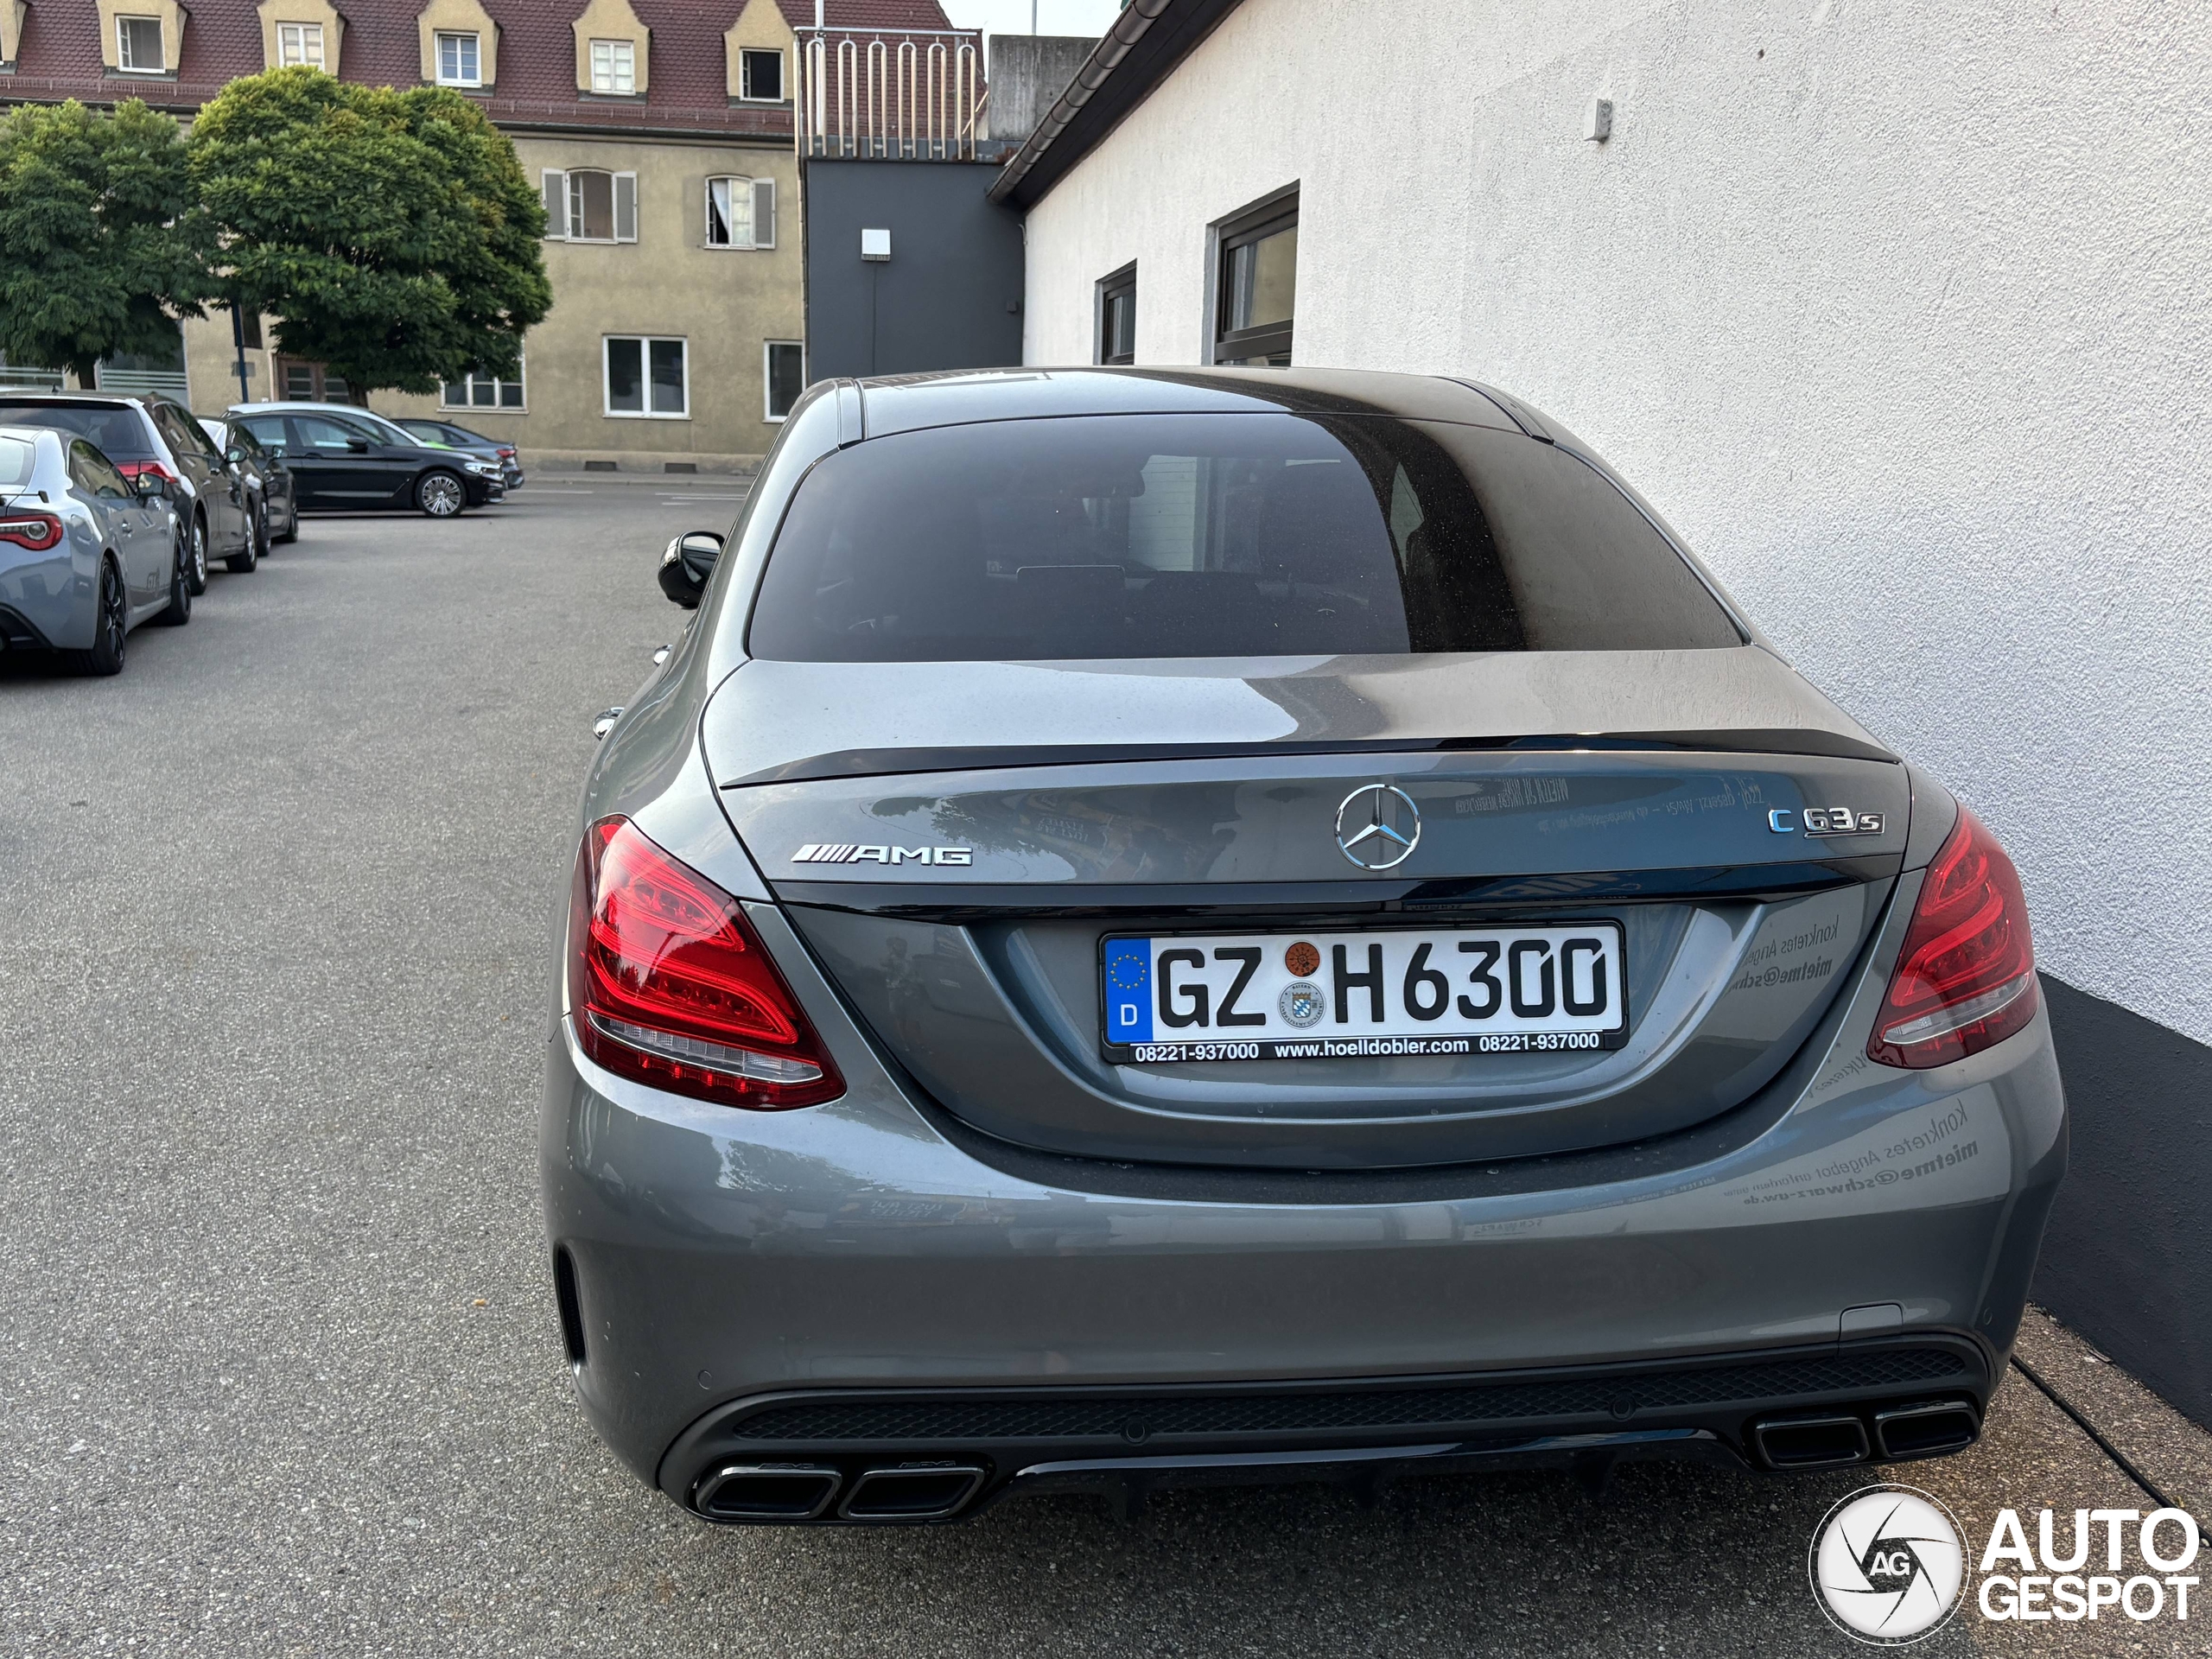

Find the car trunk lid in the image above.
[{"left": 702, "top": 652, "right": 1907, "bottom": 1170}]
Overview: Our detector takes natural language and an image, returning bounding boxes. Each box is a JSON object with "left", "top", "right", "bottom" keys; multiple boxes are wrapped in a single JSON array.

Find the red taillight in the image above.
[
  {"left": 568, "top": 817, "right": 843, "bottom": 1109},
  {"left": 115, "top": 460, "right": 177, "bottom": 486},
  {"left": 0, "top": 512, "right": 62, "bottom": 551},
  {"left": 1867, "top": 808, "right": 2037, "bottom": 1069},
  {"left": 496, "top": 447, "right": 516, "bottom": 459}
]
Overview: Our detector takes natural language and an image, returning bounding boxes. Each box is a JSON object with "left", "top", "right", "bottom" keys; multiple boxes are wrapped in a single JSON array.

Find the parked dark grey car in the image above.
[
  {"left": 0, "top": 423, "right": 188, "bottom": 673},
  {"left": 201, "top": 417, "right": 299, "bottom": 548},
  {"left": 393, "top": 417, "right": 524, "bottom": 490},
  {"left": 0, "top": 391, "right": 257, "bottom": 591},
  {"left": 548, "top": 369, "right": 2064, "bottom": 1529},
  {"left": 226, "top": 402, "right": 505, "bottom": 517}
]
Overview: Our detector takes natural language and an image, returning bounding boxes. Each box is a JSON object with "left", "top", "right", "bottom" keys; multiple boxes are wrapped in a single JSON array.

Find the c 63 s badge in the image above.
[
  {"left": 1770, "top": 808, "right": 1886, "bottom": 837},
  {"left": 791, "top": 843, "right": 973, "bottom": 866}
]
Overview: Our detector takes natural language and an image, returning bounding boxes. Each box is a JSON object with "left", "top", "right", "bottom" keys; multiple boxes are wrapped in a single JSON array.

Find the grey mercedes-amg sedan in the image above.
[{"left": 546, "top": 368, "right": 2063, "bottom": 1528}]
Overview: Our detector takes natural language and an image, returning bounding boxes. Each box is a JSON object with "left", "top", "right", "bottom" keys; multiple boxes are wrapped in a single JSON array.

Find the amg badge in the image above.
[{"left": 791, "top": 843, "right": 973, "bottom": 866}]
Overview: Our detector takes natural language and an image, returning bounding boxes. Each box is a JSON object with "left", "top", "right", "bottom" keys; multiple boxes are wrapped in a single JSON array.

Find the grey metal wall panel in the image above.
[{"left": 803, "top": 161, "right": 1024, "bottom": 382}]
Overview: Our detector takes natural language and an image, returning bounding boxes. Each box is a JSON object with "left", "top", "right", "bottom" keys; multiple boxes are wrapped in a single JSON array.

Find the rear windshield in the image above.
[
  {"left": 0, "top": 402, "right": 156, "bottom": 461},
  {"left": 747, "top": 413, "right": 1743, "bottom": 661}
]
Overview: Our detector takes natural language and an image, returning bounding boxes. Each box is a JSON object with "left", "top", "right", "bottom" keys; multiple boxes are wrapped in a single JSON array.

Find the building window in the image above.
[
  {"left": 764, "top": 341, "right": 803, "bottom": 421},
  {"left": 1212, "top": 189, "right": 1298, "bottom": 366},
  {"left": 442, "top": 362, "right": 525, "bottom": 411},
  {"left": 604, "top": 336, "right": 686, "bottom": 418},
  {"left": 116, "top": 16, "right": 165, "bottom": 73},
  {"left": 541, "top": 169, "right": 637, "bottom": 243},
  {"left": 278, "top": 22, "right": 325, "bottom": 68},
  {"left": 705, "top": 177, "right": 775, "bottom": 250},
  {"left": 589, "top": 38, "right": 636, "bottom": 95},
  {"left": 277, "top": 359, "right": 351, "bottom": 403},
  {"left": 436, "top": 31, "right": 481, "bottom": 86},
  {"left": 738, "top": 48, "right": 783, "bottom": 102},
  {"left": 1096, "top": 263, "right": 1136, "bottom": 365}
]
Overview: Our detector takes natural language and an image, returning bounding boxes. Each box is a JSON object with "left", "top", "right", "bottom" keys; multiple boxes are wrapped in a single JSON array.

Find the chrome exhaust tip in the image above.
[
  {"left": 693, "top": 1462, "right": 841, "bottom": 1522},
  {"left": 836, "top": 1463, "right": 988, "bottom": 1522}
]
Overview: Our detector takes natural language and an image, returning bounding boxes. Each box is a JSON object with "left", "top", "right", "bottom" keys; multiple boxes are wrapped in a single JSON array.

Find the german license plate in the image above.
[{"left": 1100, "top": 924, "right": 1628, "bottom": 1064}]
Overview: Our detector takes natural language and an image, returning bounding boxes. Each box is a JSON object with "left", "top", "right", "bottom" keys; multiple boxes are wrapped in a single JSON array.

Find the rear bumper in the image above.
[
  {"left": 541, "top": 926, "right": 2067, "bottom": 1519},
  {"left": 0, "top": 601, "right": 58, "bottom": 651},
  {"left": 662, "top": 1336, "right": 1992, "bottom": 1522}
]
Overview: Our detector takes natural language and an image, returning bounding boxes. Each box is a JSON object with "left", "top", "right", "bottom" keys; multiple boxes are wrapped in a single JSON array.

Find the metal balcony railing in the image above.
[{"left": 796, "top": 29, "right": 984, "bottom": 161}]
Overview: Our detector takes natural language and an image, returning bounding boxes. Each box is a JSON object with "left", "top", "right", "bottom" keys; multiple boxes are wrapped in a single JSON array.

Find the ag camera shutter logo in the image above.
[{"left": 1810, "top": 1484, "right": 1967, "bottom": 1643}]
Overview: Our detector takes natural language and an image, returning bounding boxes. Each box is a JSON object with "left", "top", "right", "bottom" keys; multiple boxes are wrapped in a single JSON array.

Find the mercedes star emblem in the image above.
[{"left": 1335, "top": 784, "right": 1421, "bottom": 871}]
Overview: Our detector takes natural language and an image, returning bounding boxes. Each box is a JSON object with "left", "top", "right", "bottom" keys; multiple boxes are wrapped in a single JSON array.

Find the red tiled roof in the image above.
[{"left": 1, "top": 0, "right": 969, "bottom": 135}]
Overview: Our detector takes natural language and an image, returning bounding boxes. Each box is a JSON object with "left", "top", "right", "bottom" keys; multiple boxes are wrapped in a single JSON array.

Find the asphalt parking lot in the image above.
[{"left": 3, "top": 480, "right": 2205, "bottom": 1656}]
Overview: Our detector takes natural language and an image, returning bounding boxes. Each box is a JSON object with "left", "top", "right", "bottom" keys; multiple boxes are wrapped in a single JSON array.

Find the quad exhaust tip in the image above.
[
  {"left": 837, "top": 1463, "right": 987, "bottom": 1522},
  {"left": 1872, "top": 1400, "right": 1981, "bottom": 1461},
  {"left": 1751, "top": 1399, "right": 1981, "bottom": 1471},
  {"left": 691, "top": 1461, "right": 988, "bottom": 1524},
  {"left": 694, "top": 1462, "right": 842, "bottom": 1522}
]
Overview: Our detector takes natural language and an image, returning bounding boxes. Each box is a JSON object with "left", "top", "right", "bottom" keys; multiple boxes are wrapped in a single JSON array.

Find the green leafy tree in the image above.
[
  {"left": 190, "top": 68, "right": 550, "bottom": 397},
  {"left": 0, "top": 99, "right": 213, "bottom": 386}
]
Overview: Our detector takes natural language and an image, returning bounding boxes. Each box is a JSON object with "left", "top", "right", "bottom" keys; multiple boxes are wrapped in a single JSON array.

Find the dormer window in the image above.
[
  {"left": 738, "top": 48, "right": 783, "bottom": 102},
  {"left": 278, "top": 22, "right": 325, "bottom": 68},
  {"left": 116, "top": 15, "right": 164, "bottom": 73},
  {"left": 589, "top": 38, "right": 636, "bottom": 94},
  {"left": 437, "top": 31, "right": 482, "bottom": 87}
]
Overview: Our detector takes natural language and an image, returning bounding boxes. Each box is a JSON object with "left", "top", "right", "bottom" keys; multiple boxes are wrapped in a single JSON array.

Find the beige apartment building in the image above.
[{"left": 4, "top": 0, "right": 965, "bottom": 471}]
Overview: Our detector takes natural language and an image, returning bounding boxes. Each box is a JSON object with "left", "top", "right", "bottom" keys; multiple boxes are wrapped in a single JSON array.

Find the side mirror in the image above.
[
  {"left": 346, "top": 437, "right": 371, "bottom": 454},
  {"left": 225, "top": 446, "right": 247, "bottom": 465},
  {"left": 134, "top": 473, "right": 168, "bottom": 500},
  {"left": 658, "top": 530, "right": 722, "bottom": 609}
]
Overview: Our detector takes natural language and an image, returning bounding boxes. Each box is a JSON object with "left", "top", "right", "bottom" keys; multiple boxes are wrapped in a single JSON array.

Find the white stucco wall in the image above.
[{"left": 1020, "top": 0, "right": 2212, "bottom": 1045}]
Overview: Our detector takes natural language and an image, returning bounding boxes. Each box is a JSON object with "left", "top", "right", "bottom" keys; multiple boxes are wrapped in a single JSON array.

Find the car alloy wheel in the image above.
[
  {"left": 186, "top": 515, "right": 209, "bottom": 594},
  {"left": 156, "top": 530, "right": 192, "bottom": 626},
  {"left": 79, "top": 558, "right": 127, "bottom": 675},
  {"left": 417, "top": 471, "right": 465, "bottom": 518},
  {"left": 227, "top": 501, "right": 264, "bottom": 574}
]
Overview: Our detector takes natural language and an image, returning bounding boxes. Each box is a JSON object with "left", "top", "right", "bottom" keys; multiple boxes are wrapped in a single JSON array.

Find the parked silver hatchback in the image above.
[
  {"left": 545, "top": 369, "right": 2065, "bottom": 1527},
  {"left": 0, "top": 424, "right": 187, "bottom": 674}
]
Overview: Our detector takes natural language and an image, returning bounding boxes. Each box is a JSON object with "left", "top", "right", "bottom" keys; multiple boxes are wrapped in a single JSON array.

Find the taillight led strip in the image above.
[
  {"left": 1867, "top": 807, "right": 2037, "bottom": 1070},
  {"left": 0, "top": 512, "right": 62, "bottom": 551},
  {"left": 568, "top": 816, "right": 843, "bottom": 1109}
]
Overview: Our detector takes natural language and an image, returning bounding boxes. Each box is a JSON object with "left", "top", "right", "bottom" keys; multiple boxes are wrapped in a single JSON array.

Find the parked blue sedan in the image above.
[{"left": 0, "top": 424, "right": 188, "bottom": 675}]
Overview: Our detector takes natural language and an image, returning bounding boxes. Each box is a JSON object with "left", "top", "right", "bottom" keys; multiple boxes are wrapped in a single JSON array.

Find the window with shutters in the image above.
[
  {"left": 278, "top": 22, "right": 325, "bottom": 67},
  {"left": 738, "top": 48, "right": 783, "bottom": 102},
  {"left": 435, "top": 31, "right": 480, "bottom": 86},
  {"left": 541, "top": 169, "right": 637, "bottom": 244},
  {"left": 604, "top": 337, "right": 687, "bottom": 419},
  {"left": 116, "top": 15, "right": 165, "bottom": 72},
  {"left": 705, "top": 177, "right": 775, "bottom": 251},
  {"left": 588, "top": 38, "right": 635, "bottom": 94}
]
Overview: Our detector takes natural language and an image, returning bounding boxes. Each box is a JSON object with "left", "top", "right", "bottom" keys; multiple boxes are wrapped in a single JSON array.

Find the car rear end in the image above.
[
  {"left": 543, "top": 370, "right": 2063, "bottom": 1526},
  {"left": 0, "top": 427, "right": 88, "bottom": 652}
]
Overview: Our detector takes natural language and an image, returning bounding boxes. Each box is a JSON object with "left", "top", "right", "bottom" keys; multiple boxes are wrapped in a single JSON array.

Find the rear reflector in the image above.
[
  {"left": 1867, "top": 807, "right": 2037, "bottom": 1069},
  {"left": 568, "top": 816, "right": 843, "bottom": 1108}
]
